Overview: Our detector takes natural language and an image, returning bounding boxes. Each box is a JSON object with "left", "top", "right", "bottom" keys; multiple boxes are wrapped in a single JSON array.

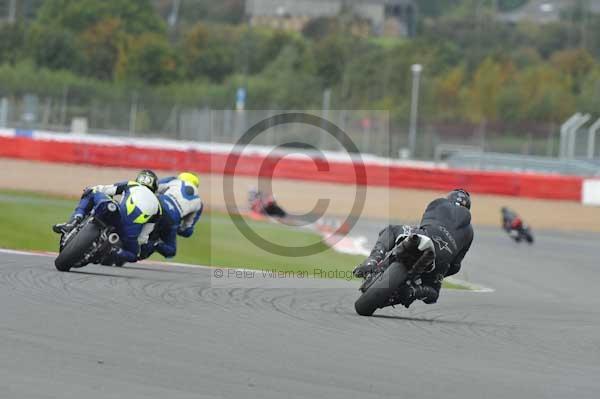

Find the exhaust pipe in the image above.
[{"left": 108, "top": 233, "right": 120, "bottom": 245}]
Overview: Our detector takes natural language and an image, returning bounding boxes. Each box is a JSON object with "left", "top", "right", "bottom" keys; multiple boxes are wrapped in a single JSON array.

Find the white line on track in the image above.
[
  {"left": 0, "top": 247, "right": 212, "bottom": 269},
  {"left": 0, "top": 248, "right": 494, "bottom": 292},
  {"left": 0, "top": 248, "right": 57, "bottom": 257}
]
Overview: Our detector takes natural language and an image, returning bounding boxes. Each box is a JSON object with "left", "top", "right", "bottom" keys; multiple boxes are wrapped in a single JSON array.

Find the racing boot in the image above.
[
  {"left": 392, "top": 283, "right": 439, "bottom": 308},
  {"left": 412, "top": 284, "right": 440, "bottom": 304},
  {"left": 52, "top": 214, "right": 83, "bottom": 234}
]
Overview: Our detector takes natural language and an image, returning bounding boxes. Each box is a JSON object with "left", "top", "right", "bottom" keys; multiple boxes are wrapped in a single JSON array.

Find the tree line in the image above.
[{"left": 0, "top": 0, "right": 599, "bottom": 134}]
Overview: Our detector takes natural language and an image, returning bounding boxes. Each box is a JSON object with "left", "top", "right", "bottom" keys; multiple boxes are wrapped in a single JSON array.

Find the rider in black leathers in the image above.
[{"left": 353, "top": 189, "right": 474, "bottom": 307}]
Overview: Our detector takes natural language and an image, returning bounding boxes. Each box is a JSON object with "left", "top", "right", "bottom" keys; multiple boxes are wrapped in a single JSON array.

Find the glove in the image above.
[{"left": 81, "top": 186, "right": 94, "bottom": 198}]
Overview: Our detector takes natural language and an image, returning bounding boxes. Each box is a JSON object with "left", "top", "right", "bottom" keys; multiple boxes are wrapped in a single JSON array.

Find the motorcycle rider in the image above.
[
  {"left": 501, "top": 206, "right": 522, "bottom": 232},
  {"left": 139, "top": 172, "right": 203, "bottom": 260},
  {"left": 501, "top": 206, "right": 534, "bottom": 243},
  {"left": 52, "top": 169, "right": 161, "bottom": 264},
  {"left": 248, "top": 188, "right": 287, "bottom": 217},
  {"left": 353, "top": 189, "right": 474, "bottom": 307}
]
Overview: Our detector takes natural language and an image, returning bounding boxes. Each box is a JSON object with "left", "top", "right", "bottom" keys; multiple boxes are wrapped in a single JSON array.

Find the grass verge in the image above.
[{"left": 0, "top": 190, "right": 467, "bottom": 289}]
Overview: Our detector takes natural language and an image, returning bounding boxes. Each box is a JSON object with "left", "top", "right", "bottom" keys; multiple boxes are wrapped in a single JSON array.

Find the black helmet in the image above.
[
  {"left": 136, "top": 169, "right": 158, "bottom": 192},
  {"left": 447, "top": 188, "right": 471, "bottom": 210}
]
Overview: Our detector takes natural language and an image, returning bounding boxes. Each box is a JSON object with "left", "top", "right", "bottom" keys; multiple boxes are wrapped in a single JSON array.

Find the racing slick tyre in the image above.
[
  {"left": 355, "top": 261, "right": 409, "bottom": 317},
  {"left": 524, "top": 231, "right": 534, "bottom": 244},
  {"left": 55, "top": 222, "right": 101, "bottom": 272}
]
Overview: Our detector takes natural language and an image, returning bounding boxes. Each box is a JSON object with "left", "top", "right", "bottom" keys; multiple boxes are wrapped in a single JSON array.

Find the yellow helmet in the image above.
[{"left": 178, "top": 172, "right": 200, "bottom": 188}]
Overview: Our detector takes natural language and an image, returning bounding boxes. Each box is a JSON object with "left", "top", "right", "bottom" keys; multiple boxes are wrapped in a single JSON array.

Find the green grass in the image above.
[
  {"left": 0, "top": 190, "right": 468, "bottom": 289},
  {"left": 439, "top": 280, "right": 465, "bottom": 290},
  {"left": 0, "top": 190, "right": 362, "bottom": 273},
  {"left": 0, "top": 191, "right": 74, "bottom": 252}
]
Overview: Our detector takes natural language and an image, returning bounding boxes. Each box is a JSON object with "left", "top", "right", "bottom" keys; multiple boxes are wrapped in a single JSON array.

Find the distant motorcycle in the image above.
[
  {"left": 355, "top": 234, "right": 436, "bottom": 316},
  {"left": 504, "top": 218, "right": 534, "bottom": 244},
  {"left": 54, "top": 200, "right": 123, "bottom": 272},
  {"left": 248, "top": 188, "right": 287, "bottom": 218}
]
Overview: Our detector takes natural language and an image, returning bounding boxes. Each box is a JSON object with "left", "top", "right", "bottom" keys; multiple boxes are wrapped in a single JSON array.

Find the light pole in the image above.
[
  {"left": 168, "top": 0, "right": 181, "bottom": 30},
  {"left": 559, "top": 113, "right": 582, "bottom": 159},
  {"left": 408, "top": 64, "right": 423, "bottom": 158},
  {"left": 587, "top": 117, "right": 600, "bottom": 159},
  {"left": 8, "top": 0, "right": 16, "bottom": 23},
  {"left": 567, "top": 113, "right": 591, "bottom": 159}
]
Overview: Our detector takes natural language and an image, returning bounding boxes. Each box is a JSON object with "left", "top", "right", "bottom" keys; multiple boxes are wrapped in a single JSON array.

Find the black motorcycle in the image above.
[
  {"left": 355, "top": 234, "right": 436, "bottom": 316},
  {"left": 54, "top": 200, "right": 123, "bottom": 272}
]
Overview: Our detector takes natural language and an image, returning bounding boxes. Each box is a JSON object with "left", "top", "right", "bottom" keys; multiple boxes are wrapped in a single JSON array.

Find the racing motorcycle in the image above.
[
  {"left": 355, "top": 234, "right": 436, "bottom": 316},
  {"left": 504, "top": 219, "right": 534, "bottom": 244},
  {"left": 54, "top": 200, "right": 123, "bottom": 272}
]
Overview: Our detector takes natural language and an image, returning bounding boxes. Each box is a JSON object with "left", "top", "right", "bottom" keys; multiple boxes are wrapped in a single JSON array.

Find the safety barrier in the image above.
[
  {"left": 582, "top": 180, "right": 600, "bottom": 205},
  {"left": 0, "top": 129, "right": 584, "bottom": 202}
]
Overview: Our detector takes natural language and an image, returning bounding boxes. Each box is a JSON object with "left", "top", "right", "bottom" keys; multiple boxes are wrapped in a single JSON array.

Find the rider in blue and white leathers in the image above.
[
  {"left": 53, "top": 170, "right": 161, "bottom": 264},
  {"left": 139, "top": 172, "right": 203, "bottom": 259}
]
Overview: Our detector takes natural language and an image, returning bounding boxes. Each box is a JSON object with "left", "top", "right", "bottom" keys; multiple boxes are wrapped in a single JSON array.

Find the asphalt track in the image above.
[{"left": 1, "top": 227, "right": 599, "bottom": 398}]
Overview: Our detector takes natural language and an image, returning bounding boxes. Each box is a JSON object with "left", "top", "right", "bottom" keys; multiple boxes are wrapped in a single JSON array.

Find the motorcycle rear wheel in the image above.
[
  {"left": 55, "top": 222, "right": 101, "bottom": 272},
  {"left": 355, "top": 261, "right": 409, "bottom": 316},
  {"left": 524, "top": 231, "right": 534, "bottom": 244}
]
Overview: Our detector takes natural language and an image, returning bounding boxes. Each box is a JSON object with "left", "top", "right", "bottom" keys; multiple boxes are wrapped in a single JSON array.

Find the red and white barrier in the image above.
[
  {"left": 0, "top": 128, "right": 586, "bottom": 202},
  {"left": 582, "top": 179, "right": 600, "bottom": 206}
]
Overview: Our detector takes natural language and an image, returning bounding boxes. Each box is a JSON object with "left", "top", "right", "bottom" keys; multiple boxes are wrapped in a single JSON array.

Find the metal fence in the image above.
[
  {"left": 445, "top": 151, "right": 600, "bottom": 176},
  {"left": 0, "top": 94, "right": 400, "bottom": 155},
  {"left": 1, "top": 93, "right": 598, "bottom": 175}
]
